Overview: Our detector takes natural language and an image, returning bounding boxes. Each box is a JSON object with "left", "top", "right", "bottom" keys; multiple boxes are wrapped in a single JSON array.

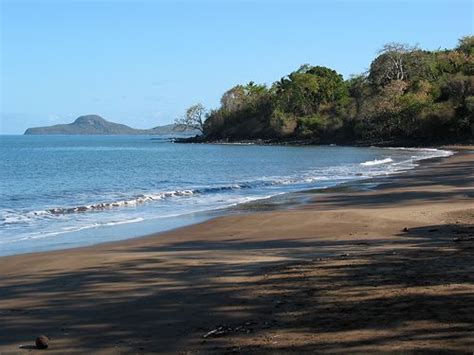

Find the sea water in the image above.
[{"left": 0, "top": 135, "right": 453, "bottom": 256}]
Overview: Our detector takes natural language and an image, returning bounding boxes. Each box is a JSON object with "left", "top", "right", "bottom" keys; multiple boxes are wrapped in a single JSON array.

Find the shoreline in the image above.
[
  {"left": 174, "top": 134, "right": 474, "bottom": 147},
  {"left": 0, "top": 148, "right": 473, "bottom": 353},
  {"left": 0, "top": 145, "right": 456, "bottom": 258}
]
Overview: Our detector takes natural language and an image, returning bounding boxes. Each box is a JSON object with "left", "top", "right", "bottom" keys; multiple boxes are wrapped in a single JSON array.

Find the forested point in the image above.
[{"left": 177, "top": 36, "right": 474, "bottom": 145}]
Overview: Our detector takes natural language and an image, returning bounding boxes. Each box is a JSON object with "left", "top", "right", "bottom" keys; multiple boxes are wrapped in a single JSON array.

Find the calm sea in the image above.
[{"left": 0, "top": 135, "right": 452, "bottom": 256}]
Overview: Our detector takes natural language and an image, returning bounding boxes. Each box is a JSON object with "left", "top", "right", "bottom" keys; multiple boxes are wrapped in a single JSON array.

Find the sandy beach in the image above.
[{"left": 0, "top": 149, "right": 473, "bottom": 354}]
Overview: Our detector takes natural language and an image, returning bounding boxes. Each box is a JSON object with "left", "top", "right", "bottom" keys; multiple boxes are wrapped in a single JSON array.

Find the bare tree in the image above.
[
  {"left": 369, "top": 42, "right": 418, "bottom": 85},
  {"left": 380, "top": 43, "right": 413, "bottom": 80},
  {"left": 175, "top": 103, "right": 206, "bottom": 134}
]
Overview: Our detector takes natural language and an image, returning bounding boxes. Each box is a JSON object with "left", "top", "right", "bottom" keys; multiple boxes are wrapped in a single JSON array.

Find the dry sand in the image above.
[{"left": 0, "top": 150, "right": 473, "bottom": 354}]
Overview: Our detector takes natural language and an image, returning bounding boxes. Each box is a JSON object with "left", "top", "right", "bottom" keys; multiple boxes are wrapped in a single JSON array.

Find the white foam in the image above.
[
  {"left": 360, "top": 158, "right": 394, "bottom": 166},
  {"left": 2, "top": 217, "right": 146, "bottom": 243},
  {"left": 385, "top": 147, "right": 454, "bottom": 156}
]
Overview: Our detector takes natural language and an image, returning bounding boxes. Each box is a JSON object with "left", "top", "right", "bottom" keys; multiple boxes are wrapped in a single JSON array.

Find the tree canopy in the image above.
[{"left": 179, "top": 36, "right": 474, "bottom": 145}]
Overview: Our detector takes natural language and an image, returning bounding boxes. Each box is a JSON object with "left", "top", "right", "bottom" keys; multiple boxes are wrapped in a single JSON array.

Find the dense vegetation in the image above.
[{"left": 178, "top": 36, "right": 473, "bottom": 145}]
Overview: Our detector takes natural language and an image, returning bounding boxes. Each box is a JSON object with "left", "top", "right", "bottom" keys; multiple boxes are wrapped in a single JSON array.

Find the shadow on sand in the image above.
[{"left": 0, "top": 222, "right": 473, "bottom": 353}]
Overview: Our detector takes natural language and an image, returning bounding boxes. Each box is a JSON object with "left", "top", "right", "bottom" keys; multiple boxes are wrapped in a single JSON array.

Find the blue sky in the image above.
[{"left": 1, "top": 0, "right": 472, "bottom": 134}]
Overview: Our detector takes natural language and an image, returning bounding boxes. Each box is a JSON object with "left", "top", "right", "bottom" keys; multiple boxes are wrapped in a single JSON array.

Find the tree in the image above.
[
  {"left": 456, "top": 36, "right": 474, "bottom": 56},
  {"left": 274, "top": 65, "right": 347, "bottom": 116},
  {"left": 305, "top": 66, "right": 348, "bottom": 103},
  {"left": 369, "top": 43, "right": 417, "bottom": 86},
  {"left": 275, "top": 70, "right": 320, "bottom": 115},
  {"left": 220, "top": 82, "right": 269, "bottom": 113},
  {"left": 347, "top": 74, "right": 370, "bottom": 118},
  {"left": 175, "top": 103, "right": 206, "bottom": 134},
  {"left": 220, "top": 85, "right": 246, "bottom": 112}
]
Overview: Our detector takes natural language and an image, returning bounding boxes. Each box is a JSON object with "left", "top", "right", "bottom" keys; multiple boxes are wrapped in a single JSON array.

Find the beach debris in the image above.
[
  {"left": 35, "top": 335, "right": 50, "bottom": 349},
  {"left": 203, "top": 328, "right": 223, "bottom": 338},
  {"left": 202, "top": 322, "right": 256, "bottom": 338}
]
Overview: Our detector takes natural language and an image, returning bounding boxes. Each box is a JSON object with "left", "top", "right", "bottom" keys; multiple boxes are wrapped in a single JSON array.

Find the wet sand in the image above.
[{"left": 0, "top": 149, "right": 473, "bottom": 353}]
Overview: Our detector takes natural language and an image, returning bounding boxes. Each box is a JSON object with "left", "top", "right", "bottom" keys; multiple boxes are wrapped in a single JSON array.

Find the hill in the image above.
[
  {"left": 24, "top": 115, "right": 199, "bottom": 135},
  {"left": 185, "top": 36, "right": 473, "bottom": 146}
]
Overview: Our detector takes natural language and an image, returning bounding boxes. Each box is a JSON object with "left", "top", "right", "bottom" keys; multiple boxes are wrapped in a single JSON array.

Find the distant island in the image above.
[{"left": 24, "top": 115, "right": 199, "bottom": 135}]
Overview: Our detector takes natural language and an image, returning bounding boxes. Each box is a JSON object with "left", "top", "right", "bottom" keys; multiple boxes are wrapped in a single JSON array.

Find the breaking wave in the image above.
[{"left": 360, "top": 158, "right": 394, "bottom": 166}]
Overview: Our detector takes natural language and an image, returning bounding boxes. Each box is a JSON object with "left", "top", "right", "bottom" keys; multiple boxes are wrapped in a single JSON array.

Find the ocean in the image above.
[{"left": 0, "top": 135, "right": 453, "bottom": 256}]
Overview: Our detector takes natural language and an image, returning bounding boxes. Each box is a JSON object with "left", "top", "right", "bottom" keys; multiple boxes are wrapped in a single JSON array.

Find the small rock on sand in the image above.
[{"left": 35, "top": 335, "right": 49, "bottom": 349}]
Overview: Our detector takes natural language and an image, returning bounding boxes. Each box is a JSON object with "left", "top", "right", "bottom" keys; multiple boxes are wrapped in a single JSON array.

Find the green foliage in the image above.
[
  {"left": 274, "top": 65, "right": 347, "bottom": 117},
  {"left": 418, "top": 101, "right": 458, "bottom": 138},
  {"left": 297, "top": 114, "right": 343, "bottom": 138},
  {"left": 456, "top": 36, "right": 474, "bottom": 56},
  {"left": 440, "top": 74, "right": 474, "bottom": 103},
  {"left": 198, "top": 36, "right": 473, "bottom": 143},
  {"left": 269, "top": 109, "right": 297, "bottom": 137},
  {"left": 465, "top": 95, "right": 474, "bottom": 113},
  {"left": 204, "top": 82, "right": 275, "bottom": 139}
]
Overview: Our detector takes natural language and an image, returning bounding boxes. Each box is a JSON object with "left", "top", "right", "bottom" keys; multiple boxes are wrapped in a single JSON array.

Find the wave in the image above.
[
  {"left": 385, "top": 147, "right": 454, "bottom": 158},
  {"left": 31, "top": 181, "right": 287, "bottom": 216},
  {"left": 0, "top": 185, "right": 256, "bottom": 224},
  {"left": 360, "top": 158, "right": 394, "bottom": 166},
  {"left": 385, "top": 147, "right": 447, "bottom": 152},
  {"left": 1, "top": 217, "right": 146, "bottom": 243},
  {"left": 0, "top": 176, "right": 329, "bottom": 225},
  {"left": 37, "top": 190, "right": 196, "bottom": 215}
]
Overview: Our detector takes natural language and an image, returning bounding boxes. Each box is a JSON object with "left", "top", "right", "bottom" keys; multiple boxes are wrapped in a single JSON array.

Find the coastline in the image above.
[
  {"left": 0, "top": 148, "right": 473, "bottom": 353},
  {"left": 174, "top": 134, "right": 474, "bottom": 148},
  {"left": 0, "top": 144, "right": 456, "bottom": 258}
]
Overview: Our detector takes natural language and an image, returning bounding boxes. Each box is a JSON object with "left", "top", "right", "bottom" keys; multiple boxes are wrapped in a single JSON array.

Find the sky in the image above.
[{"left": 1, "top": 0, "right": 472, "bottom": 134}]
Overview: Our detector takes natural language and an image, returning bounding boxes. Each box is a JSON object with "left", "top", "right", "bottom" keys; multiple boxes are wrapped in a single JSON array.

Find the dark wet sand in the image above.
[{"left": 0, "top": 149, "right": 473, "bottom": 354}]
